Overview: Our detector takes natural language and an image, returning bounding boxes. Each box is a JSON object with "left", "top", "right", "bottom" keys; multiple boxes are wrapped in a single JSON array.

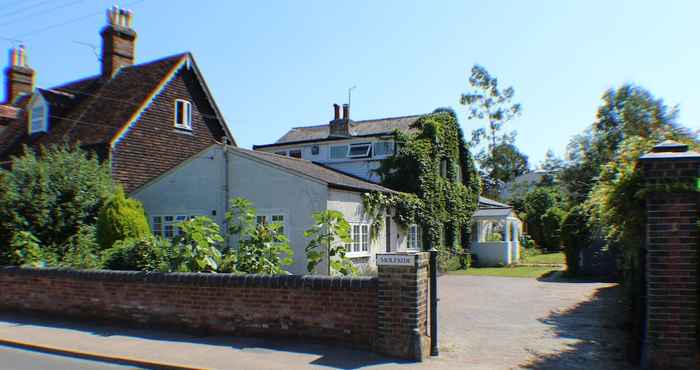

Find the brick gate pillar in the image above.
[
  {"left": 640, "top": 140, "right": 700, "bottom": 369},
  {"left": 374, "top": 252, "right": 430, "bottom": 361}
]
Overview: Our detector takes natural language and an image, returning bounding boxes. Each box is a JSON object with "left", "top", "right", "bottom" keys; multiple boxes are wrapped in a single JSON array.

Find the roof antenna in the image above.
[
  {"left": 73, "top": 40, "right": 101, "bottom": 61},
  {"left": 348, "top": 85, "right": 356, "bottom": 111}
]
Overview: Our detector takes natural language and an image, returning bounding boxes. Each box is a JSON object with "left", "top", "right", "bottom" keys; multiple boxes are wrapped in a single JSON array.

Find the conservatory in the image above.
[{"left": 470, "top": 197, "right": 523, "bottom": 266}]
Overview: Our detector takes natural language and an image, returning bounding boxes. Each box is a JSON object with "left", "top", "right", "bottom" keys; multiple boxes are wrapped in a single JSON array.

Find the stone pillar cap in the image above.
[{"left": 640, "top": 140, "right": 700, "bottom": 161}]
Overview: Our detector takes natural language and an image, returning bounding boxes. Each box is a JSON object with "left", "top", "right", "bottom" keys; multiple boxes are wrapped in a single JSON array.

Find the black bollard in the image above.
[{"left": 429, "top": 248, "right": 439, "bottom": 356}]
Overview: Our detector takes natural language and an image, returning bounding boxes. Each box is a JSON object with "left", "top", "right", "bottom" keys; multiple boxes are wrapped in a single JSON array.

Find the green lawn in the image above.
[
  {"left": 521, "top": 251, "right": 566, "bottom": 265},
  {"left": 449, "top": 266, "right": 560, "bottom": 278}
]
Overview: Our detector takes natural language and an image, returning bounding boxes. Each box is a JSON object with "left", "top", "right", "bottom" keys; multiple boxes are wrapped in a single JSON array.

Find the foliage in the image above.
[
  {"left": 96, "top": 187, "right": 151, "bottom": 250},
  {"left": 560, "top": 205, "right": 590, "bottom": 275},
  {"left": 460, "top": 65, "right": 525, "bottom": 196},
  {"left": 541, "top": 207, "right": 566, "bottom": 251},
  {"left": 7, "top": 231, "right": 43, "bottom": 267},
  {"left": 59, "top": 225, "right": 102, "bottom": 269},
  {"left": 304, "top": 210, "right": 356, "bottom": 275},
  {"left": 522, "top": 186, "right": 564, "bottom": 249},
  {"left": 0, "top": 145, "right": 114, "bottom": 260},
  {"left": 226, "top": 198, "right": 293, "bottom": 274},
  {"left": 375, "top": 110, "right": 480, "bottom": 250},
  {"left": 170, "top": 217, "right": 224, "bottom": 273},
  {"left": 102, "top": 236, "right": 171, "bottom": 272}
]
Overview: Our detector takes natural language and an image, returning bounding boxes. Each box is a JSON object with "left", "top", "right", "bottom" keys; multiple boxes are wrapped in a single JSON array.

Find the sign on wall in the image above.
[{"left": 377, "top": 254, "right": 415, "bottom": 266}]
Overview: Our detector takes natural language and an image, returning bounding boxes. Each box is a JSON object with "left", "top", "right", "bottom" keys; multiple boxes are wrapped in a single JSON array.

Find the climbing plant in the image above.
[{"left": 369, "top": 110, "right": 481, "bottom": 250}]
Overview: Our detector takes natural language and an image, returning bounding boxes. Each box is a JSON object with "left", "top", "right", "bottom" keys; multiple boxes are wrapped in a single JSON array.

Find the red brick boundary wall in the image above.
[
  {"left": 0, "top": 252, "right": 430, "bottom": 360},
  {"left": 640, "top": 141, "right": 700, "bottom": 369}
]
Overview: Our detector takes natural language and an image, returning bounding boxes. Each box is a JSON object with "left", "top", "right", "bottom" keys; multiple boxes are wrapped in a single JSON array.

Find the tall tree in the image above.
[{"left": 460, "top": 65, "right": 523, "bottom": 196}]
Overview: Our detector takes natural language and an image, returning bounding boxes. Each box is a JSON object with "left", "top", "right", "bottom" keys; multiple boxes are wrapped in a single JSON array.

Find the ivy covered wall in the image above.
[{"left": 365, "top": 110, "right": 481, "bottom": 250}]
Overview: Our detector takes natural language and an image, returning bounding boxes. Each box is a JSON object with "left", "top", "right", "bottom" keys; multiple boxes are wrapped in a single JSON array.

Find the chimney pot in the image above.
[
  {"left": 333, "top": 104, "right": 340, "bottom": 120},
  {"left": 342, "top": 104, "right": 349, "bottom": 120}
]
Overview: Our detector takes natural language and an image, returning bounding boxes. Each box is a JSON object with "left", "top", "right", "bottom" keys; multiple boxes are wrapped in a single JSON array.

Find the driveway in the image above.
[{"left": 429, "top": 274, "right": 629, "bottom": 370}]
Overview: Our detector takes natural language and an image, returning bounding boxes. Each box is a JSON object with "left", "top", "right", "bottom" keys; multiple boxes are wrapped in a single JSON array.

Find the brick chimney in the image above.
[
  {"left": 329, "top": 103, "right": 351, "bottom": 137},
  {"left": 101, "top": 6, "right": 136, "bottom": 78},
  {"left": 4, "top": 45, "right": 34, "bottom": 104}
]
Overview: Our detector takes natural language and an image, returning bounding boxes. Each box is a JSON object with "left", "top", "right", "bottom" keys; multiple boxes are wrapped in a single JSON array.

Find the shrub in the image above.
[
  {"left": 0, "top": 145, "right": 114, "bottom": 253},
  {"left": 541, "top": 207, "right": 566, "bottom": 251},
  {"left": 58, "top": 225, "right": 102, "bottom": 269},
  {"left": 170, "top": 217, "right": 224, "bottom": 272},
  {"left": 7, "top": 231, "right": 44, "bottom": 267},
  {"left": 561, "top": 205, "right": 590, "bottom": 276},
  {"left": 103, "top": 236, "right": 171, "bottom": 272},
  {"left": 96, "top": 187, "right": 151, "bottom": 250}
]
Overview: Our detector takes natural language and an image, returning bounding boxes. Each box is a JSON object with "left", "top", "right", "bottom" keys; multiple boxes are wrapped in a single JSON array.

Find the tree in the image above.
[
  {"left": 0, "top": 145, "right": 114, "bottom": 263},
  {"left": 304, "top": 210, "right": 356, "bottom": 275},
  {"left": 96, "top": 187, "right": 151, "bottom": 249},
  {"left": 480, "top": 142, "right": 529, "bottom": 196},
  {"left": 560, "top": 84, "right": 683, "bottom": 203},
  {"left": 460, "top": 64, "right": 523, "bottom": 196},
  {"left": 522, "top": 186, "right": 563, "bottom": 248},
  {"left": 561, "top": 205, "right": 590, "bottom": 276}
]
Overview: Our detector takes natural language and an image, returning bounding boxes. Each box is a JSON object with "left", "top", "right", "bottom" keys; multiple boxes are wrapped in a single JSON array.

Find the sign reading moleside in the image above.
[{"left": 377, "top": 254, "right": 415, "bottom": 266}]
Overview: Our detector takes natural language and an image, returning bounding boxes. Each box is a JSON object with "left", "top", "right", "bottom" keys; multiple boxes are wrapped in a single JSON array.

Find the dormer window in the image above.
[
  {"left": 174, "top": 99, "right": 192, "bottom": 130},
  {"left": 28, "top": 93, "right": 48, "bottom": 134}
]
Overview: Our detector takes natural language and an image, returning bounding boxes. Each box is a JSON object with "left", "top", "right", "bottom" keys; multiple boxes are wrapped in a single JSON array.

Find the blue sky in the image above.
[{"left": 2, "top": 0, "right": 698, "bottom": 165}]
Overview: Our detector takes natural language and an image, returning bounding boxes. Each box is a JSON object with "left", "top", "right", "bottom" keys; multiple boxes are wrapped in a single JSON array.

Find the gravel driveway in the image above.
[{"left": 417, "top": 274, "right": 630, "bottom": 370}]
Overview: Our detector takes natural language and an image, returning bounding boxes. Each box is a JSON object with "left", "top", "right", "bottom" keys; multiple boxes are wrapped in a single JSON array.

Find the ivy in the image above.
[{"left": 367, "top": 110, "right": 481, "bottom": 250}]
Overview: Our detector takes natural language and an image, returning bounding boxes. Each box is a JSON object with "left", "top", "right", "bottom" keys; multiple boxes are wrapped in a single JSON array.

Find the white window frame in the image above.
[
  {"left": 372, "top": 141, "right": 394, "bottom": 158},
  {"left": 288, "top": 149, "right": 302, "bottom": 159},
  {"left": 151, "top": 214, "right": 198, "bottom": 238},
  {"left": 347, "top": 142, "right": 372, "bottom": 158},
  {"left": 255, "top": 210, "right": 288, "bottom": 237},
  {"left": 345, "top": 223, "right": 370, "bottom": 257},
  {"left": 174, "top": 99, "right": 192, "bottom": 130},
  {"left": 407, "top": 224, "right": 420, "bottom": 250},
  {"left": 28, "top": 94, "right": 48, "bottom": 134}
]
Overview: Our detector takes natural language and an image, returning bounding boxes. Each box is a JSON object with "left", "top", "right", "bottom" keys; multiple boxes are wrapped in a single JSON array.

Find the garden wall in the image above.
[
  {"left": 0, "top": 268, "right": 377, "bottom": 348},
  {"left": 0, "top": 251, "right": 431, "bottom": 360}
]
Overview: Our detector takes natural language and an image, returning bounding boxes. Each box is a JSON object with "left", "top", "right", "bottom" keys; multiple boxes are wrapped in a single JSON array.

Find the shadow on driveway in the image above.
[
  {"left": 519, "top": 284, "right": 635, "bottom": 370},
  {"left": 0, "top": 312, "right": 409, "bottom": 370}
]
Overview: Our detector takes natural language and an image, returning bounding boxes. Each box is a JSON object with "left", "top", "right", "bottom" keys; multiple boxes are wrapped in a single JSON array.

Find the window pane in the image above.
[
  {"left": 289, "top": 149, "right": 301, "bottom": 158},
  {"left": 373, "top": 141, "right": 394, "bottom": 157},
  {"left": 330, "top": 145, "right": 347, "bottom": 159},
  {"left": 164, "top": 225, "right": 174, "bottom": 238},
  {"left": 272, "top": 215, "right": 284, "bottom": 234},
  {"left": 275, "top": 151, "right": 287, "bottom": 156},
  {"left": 353, "top": 225, "right": 361, "bottom": 252},
  {"left": 185, "top": 101, "right": 192, "bottom": 127},
  {"left": 256, "top": 215, "right": 267, "bottom": 225},
  {"left": 348, "top": 144, "right": 371, "bottom": 157},
  {"left": 175, "top": 101, "right": 183, "bottom": 125},
  {"left": 361, "top": 225, "right": 369, "bottom": 251}
]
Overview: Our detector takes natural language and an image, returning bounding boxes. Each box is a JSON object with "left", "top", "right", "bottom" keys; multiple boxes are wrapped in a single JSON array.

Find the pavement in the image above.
[{"left": 0, "top": 274, "right": 630, "bottom": 370}]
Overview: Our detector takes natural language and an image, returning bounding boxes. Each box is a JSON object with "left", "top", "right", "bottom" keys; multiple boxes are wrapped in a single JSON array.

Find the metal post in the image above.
[{"left": 429, "top": 248, "right": 439, "bottom": 356}]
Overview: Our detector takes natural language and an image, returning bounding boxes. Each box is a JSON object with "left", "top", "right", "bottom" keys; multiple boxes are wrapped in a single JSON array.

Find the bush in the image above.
[
  {"left": 561, "top": 205, "right": 590, "bottom": 276},
  {"left": 96, "top": 187, "right": 151, "bottom": 250},
  {"left": 541, "top": 207, "right": 566, "bottom": 251},
  {"left": 304, "top": 210, "right": 355, "bottom": 276},
  {"left": 170, "top": 217, "right": 224, "bottom": 273},
  {"left": 59, "top": 225, "right": 102, "bottom": 269},
  {"left": 102, "top": 236, "right": 171, "bottom": 271},
  {"left": 6, "top": 231, "right": 44, "bottom": 267}
]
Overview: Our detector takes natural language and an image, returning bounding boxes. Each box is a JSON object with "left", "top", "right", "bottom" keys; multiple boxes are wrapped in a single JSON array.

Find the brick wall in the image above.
[
  {"left": 374, "top": 252, "right": 430, "bottom": 360},
  {"left": 0, "top": 268, "right": 377, "bottom": 349},
  {"left": 642, "top": 156, "right": 700, "bottom": 369}
]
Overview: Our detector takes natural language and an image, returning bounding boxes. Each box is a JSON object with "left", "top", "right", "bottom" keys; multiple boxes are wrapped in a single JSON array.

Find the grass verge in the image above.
[
  {"left": 449, "top": 266, "right": 560, "bottom": 278},
  {"left": 521, "top": 251, "right": 565, "bottom": 265}
]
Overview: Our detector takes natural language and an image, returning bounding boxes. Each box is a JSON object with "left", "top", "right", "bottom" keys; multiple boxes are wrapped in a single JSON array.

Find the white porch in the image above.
[{"left": 470, "top": 207, "right": 522, "bottom": 266}]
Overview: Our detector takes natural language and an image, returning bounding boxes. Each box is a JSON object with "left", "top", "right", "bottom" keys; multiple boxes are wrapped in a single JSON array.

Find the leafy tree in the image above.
[
  {"left": 59, "top": 224, "right": 102, "bottom": 269},
  {"left": 7, "top": 231, "right": 43, "bottom": 267},
  {"left": 560, "top": 84, "right": 684, "bottom": 203},
  {"left": 96, "top": 187, "right": 151, "bottom": 250},
  {"left": 540, "top": 206, "right": 566, "bottom": 251},
  {"left": 460, "top": 64, "right": 524, "bottom": 195},
  {"left": 225, "top": 197, "right": 293, "bottom": 274},
  {"left": 522, "top": 186, "right": 563, "bottom": 248},
  {"left": 0, "top": 145, "right": 114, "bottom": 262},
  {"left": 561, "top": 205, "right": 590, "bottom": 275},
  {"left": 304, "top": 210, "right": 356, "bottom": 276}
]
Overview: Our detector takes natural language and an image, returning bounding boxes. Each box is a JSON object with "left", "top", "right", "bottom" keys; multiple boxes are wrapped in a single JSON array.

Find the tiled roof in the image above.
[
  {"left": 269, "top": 115, "right": 424, "bottom": 145},
  {"left": 474, "top": 208, "right": 514, "bottom": 218},
  {"left": 0, "top": 53, "right": 188, "bottom": 160},
  {"left": 232, "top": 147, "right": 397, "bottom": 194}
]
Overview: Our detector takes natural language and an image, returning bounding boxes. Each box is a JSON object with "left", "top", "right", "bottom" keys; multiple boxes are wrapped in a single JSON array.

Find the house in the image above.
[
  {"left": 132, "top": 144, "right": 415, "bottom": 274},
  {"left": 0, "top": 6, "right": 233, "bottom": 193},
  {"left": 499, "top": 169, "right": 549, "bottom": 200},
  {"left": 254, "top": 104, "right": 523, "bottom": 265}
]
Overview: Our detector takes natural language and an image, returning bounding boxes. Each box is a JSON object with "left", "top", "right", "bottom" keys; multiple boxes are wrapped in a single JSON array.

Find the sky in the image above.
[{"left": 1, "top": 0, "right": 698, "bottom": 166}]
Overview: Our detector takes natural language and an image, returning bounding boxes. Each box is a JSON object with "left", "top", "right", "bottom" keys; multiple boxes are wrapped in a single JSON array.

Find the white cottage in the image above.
[{"left": 132, "top": 144, "right": 415, "bottom": 275}]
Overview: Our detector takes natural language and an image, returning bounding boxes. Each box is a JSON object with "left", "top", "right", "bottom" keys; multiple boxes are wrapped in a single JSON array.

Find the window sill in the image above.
[
  {"left": 347, "top": 252, "right": 370, "bottom": 258},
  {"left": 174, "top": 127, "right": 193, "bottom": 135}
]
